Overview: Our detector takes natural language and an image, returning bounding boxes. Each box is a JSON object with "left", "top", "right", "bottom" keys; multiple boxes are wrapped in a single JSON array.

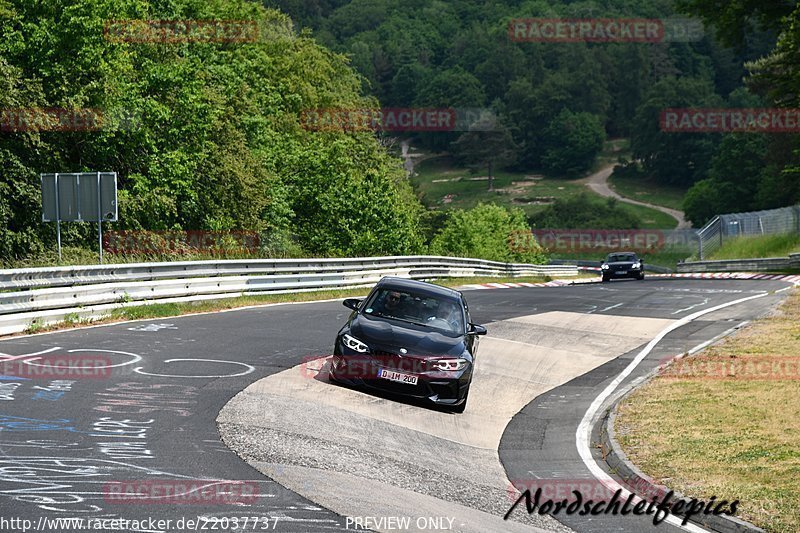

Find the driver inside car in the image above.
[{"left": 374, "top": 290, "right": 407, "bottom": 317}]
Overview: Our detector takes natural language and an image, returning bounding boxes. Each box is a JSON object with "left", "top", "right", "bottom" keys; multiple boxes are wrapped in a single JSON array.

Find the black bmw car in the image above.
[
  {"left": 601, "top": 252, "right": 645, "bottom": 282},
  {"left": 330, "top": 277, "right": 487, "bottom": 412}
]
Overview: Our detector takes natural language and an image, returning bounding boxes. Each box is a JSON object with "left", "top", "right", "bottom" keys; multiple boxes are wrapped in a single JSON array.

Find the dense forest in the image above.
[
  {"left": 1, "top": 0, "right": 799, "bottom": 265},
  {"left": 267, "top": 0, "right": 799, "bottom": 224}
]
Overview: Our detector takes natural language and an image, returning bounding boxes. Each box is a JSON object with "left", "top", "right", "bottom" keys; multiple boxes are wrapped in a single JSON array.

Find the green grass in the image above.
[
  {"left": 616, "top": 289, "right": 800, "bottom": 532},
  {"left": 412, "top": 155, "right": 587, "bottom": 218},
  {"left": 412, "top": 155, "right": 678, "bottom": 229},
  {"left": 603, "top": 199, "right": 679, "bottom": 230},
  {"left": 608, "top": 172, "right": 687, "bottom": 211},
  {"left": 706, "top": 234, "right": 800, "bottom": 260}
]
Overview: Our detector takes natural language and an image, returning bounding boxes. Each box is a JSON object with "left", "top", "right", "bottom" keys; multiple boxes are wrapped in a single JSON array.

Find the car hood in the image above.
[
  {"left": 607, "top": 260, "right": 637, "bottom": 266},
  {"left": 350, "top": 315, "right": 466, "bottom": 357}
]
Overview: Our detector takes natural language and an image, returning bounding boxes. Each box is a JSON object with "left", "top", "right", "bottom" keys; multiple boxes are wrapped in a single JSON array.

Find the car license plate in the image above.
[
  {"left": 615, "top": 270, "right": 627, "bottom": 275},
  {"left": 378, "top": 369, "right": 418, "bottom": 385}
]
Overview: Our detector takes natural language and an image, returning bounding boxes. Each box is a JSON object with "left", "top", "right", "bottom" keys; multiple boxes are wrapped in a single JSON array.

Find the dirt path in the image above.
[
  {"left": 581, "top": 164, "right": 690, "bottom": 229},
  {"left": 400, "top": 139, "right": 438, "bottom": 176}
]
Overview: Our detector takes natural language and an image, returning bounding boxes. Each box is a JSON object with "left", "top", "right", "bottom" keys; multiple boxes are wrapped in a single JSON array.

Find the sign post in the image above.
[
  {"left": 55, "top": 174, "right": 62, "bottom": 261},
  {"left": 97, "top": 172, "right": 103, "bottom": 263},
  {"left": 41, "top": 172, "right": 118, "bottom": 264}
]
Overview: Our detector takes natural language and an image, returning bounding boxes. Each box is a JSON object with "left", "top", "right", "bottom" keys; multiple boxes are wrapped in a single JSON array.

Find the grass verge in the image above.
[
  {"left": 615, "top": 288, "right": 800, "bottom": 533},
  {"left": 411, "top": 155, "right": 586, "bottom": 218},
  {"left": 705, "top": 234, "right": 800, "bottom": 261},
  {"left": 608, "top": 199, "right": 678, "bottom": 230},
  {"left": 608, "top": 172, "right": 687, "bottom": 210},
  {"left": 15, "top": 274, "right": 588, "bottom": 336},
  {"left": 412, "top": 156, "right": 679, "bottom": 229}
]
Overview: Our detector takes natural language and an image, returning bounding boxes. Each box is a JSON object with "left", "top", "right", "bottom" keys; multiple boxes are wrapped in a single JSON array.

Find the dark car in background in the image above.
[
  {"left": 601, "top": 252, "right": 645, "bottom": 282},
  {"left": 331, "top": 277, "right": 487, "bottom": 412}
]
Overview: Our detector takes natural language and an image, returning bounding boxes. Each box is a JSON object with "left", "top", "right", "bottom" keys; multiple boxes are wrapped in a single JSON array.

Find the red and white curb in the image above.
[
  {"left": 459, "top": 279, "right": 592, "bottom": 290},
  {"left": 460, "top": 272, "right": 800, "bottom": 290}
]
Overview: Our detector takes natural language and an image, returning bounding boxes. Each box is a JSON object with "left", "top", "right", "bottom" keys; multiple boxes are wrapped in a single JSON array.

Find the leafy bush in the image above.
[
  {"left": 430, "top": 203, "right": 545, "bottom": 264},
  {"left": 529, "top": 193, "right": 642, "bottom": 229}
]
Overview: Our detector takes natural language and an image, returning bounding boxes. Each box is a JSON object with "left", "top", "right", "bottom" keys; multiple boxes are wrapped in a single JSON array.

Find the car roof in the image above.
[
  {"left": 607, "top": 251, "right": 638, "bottom": 257},
  {"left": 375, "top": 277, "right": 462, "bottom": 301}
]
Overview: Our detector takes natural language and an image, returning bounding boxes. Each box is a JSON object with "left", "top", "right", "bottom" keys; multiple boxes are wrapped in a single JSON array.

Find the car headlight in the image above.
[
  {"left": 601, "top": 264, "right": 609, "bottom": 270},
  {"left": 633, "top": 262, "right": 641, "bottom": 269},
  {"left": 342, "top": 333, "right": 369, "bottom": 353},
  {"left": 431, "top": 358, "right": 468, "bottom": 371}
]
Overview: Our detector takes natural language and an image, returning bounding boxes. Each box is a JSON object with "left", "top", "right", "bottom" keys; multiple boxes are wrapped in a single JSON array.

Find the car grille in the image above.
[
  {"left": 609, "top": 264, "right": 632, "bottom": 271},
  {"left": 367, "top": 350, "right": 431, "bottom": 397},
  {"left": 371, "top": 350, "right": 430, "bottom": 373}
]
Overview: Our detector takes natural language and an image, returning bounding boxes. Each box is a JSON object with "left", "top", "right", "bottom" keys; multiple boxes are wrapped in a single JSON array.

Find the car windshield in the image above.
[
  {"left": 608, "top": 254, "right": 637, "bottom": 262},
  {"left": 363, "top": 288, "right": 465, "bottom": 335}
]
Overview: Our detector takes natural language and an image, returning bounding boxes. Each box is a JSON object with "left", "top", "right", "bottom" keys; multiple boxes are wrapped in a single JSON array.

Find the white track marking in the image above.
[
  {"left": 671, "top": 297, "right": 709, "bottom": 315},
  {"left": 576, "top": 291, "right": 770, "bottom": 533},
  {"left": 0, "top": 346, "right": 60, "bottom": 361},
  {"left": 22, "top": 349, "right": 142, "bottom": 369},
  {"left": 134, "top": 358, "right": 255, "bottom": 378}
]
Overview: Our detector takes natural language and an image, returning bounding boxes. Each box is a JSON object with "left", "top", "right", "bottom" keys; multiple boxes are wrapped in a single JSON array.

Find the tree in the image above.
[
  {"left": 630, "top": 77, "right": 723, "bottom": 186},
  {"left": 541, "top": 109, "right": 606, "bottom": 177},
  {"left": 450, "top": 121, "right": 518, "bottom": 191},
  {"left": 413, "top": 66, "right": 485, "bottom": 151},
  {"left": 390, "top": 63, "right": 431, "bottom": 107},
  {"left": 682, "top": 179, "right": 721, "bottom": 227},
  {"left": 677, "top": 0, "right": 793, "bottom": 48},
  {"left": 0, "top": 0, "right": 427, "bottom": 263}
]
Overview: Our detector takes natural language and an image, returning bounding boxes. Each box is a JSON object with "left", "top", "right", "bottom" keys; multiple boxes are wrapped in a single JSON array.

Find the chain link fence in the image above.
[{"left": 697, "top": 205, "right": 800, "bottom": 259}]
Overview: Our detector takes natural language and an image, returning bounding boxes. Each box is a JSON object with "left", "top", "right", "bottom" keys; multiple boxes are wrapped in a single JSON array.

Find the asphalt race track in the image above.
[{"left": 0, "top": 278, "right": 792, "bottom": 533}]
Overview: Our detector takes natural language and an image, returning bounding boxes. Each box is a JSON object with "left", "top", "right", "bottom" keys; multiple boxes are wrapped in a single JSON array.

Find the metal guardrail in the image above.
[
  {"left": 677, "top": 253, "right": 800, "bottom": 273},
  {"left": 0, "top": 256, "right": 578, "bottom": 336},
  {"left": 548, "top": 259, "right": 673, "bottom": 274}
]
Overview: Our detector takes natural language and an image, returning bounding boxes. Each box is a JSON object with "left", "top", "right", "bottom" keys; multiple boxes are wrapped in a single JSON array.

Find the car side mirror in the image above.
[
  {"left": 468, "top": 323, "right": 487, "bottom": 336},
  {"left": 343, "top": 298, "right": 362, "bottom": 311}
]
